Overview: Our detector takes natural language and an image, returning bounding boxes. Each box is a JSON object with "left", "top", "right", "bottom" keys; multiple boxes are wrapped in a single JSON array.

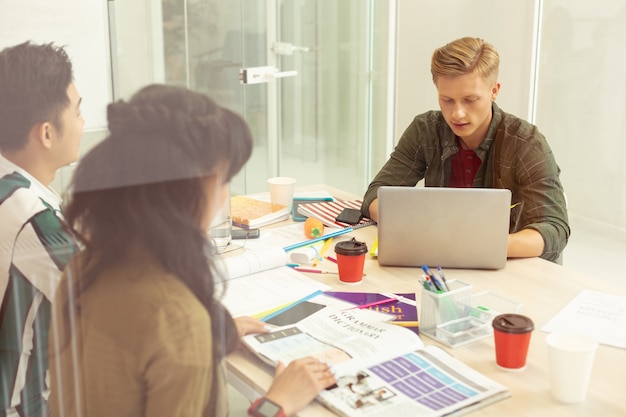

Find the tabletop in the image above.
[{"left": 225, "top": 185, "right": 626, "bottom": 417}]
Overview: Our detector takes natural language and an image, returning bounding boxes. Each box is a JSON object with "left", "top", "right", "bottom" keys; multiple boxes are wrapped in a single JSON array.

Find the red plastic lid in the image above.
[
  {"left": 492, "top": 314, "right": 534, "bottom": 334},
  {"left": 334, "top": 238, "right": 368, "bottom": 256}
]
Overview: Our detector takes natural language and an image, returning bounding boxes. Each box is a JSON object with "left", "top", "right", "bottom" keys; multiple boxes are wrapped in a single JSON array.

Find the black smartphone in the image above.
[
  {"left": 231, "top": 228, "right": 260, "bottom": 239},
  {"left": 335, "top": 207, "right": 363, "bottom": 225}
]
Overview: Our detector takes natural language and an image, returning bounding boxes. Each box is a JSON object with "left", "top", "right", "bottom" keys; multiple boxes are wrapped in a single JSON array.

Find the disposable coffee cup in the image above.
[
  {"left": 267, "top": 177, "right": 296, "bottom": 209},
  {"left": 334, "top": 238, "right": 368, "bottom": 283},
  {"left": 546, "top": 332, "right": 598, "bottom": 404},
  {"left": 492, "top": 313, "right": 534, "bottom": 371}
]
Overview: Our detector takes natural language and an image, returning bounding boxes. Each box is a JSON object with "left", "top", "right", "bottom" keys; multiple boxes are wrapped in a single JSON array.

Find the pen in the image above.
[
  {"left": 292, "top": 267, "right": 339, "bottom": 275},
  {"left": 436, "top": 266, "right": 450, "bottom": 291},
  {"left": 325, "top": 255, "right": 338, "bottom": 264},
  {"left": 344, "top": 296, "right": 398, "bottom": 310},
  {"left": 422, "top": 265, "right": 444, "bottom": 292},
  {"left": 283, "top": 227, "right": 353, "bottom": 252},
  {"left": 380, "top": 292, "right": 417, "bottom": 307}
]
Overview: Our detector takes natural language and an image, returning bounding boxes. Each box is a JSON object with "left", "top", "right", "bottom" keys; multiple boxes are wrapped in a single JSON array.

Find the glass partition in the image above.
[
  {"left": 112, "top": 0, "right": 394, "bottom": 197},
  {"left": 276, "top": 0, "right": 392, "bottom": 194}
]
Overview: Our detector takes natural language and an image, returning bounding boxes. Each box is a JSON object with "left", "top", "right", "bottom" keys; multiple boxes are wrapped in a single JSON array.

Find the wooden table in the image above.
[{"left": 226, "top": 186, "right": 626, "bottom": 416}]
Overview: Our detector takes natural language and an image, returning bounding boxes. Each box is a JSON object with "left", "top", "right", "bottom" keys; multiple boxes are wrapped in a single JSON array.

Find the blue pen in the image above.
[
  {"left": 422, "top": 265, "right": 443, "bottom": 292},
  {"left": 436, "top": 266, "right": 450, "bottom": 291}
]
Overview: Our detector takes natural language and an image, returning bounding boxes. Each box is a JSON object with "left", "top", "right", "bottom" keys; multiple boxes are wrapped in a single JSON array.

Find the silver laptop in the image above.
[{"left": 377, "top": 187, "right": 511, "bottom": 269}]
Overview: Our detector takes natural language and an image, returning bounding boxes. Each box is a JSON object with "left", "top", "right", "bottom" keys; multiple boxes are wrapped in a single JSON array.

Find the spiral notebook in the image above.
[{"left": 297, "top": 199, "right": 376, "bottom": 229}]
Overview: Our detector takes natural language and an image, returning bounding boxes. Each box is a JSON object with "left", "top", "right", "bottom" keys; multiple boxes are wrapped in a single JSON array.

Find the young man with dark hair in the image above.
[{"left": 0, "top": 41, "right": 83, "bottom": 417}]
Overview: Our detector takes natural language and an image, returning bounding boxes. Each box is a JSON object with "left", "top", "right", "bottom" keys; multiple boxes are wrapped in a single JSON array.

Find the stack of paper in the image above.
[{"left": 542, "top": 289, "right": 626, "bottom": 348}]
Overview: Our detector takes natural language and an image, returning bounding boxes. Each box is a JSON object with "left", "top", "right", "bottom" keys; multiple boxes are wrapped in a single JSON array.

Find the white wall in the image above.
[{"left": 395, "top": 0, "right": 537, "bottom": 139}]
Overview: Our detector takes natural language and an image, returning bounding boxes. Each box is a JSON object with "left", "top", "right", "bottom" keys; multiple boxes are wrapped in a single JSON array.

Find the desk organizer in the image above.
[{"left": 420, "top": 279, "right": 522, "bottom": 347}]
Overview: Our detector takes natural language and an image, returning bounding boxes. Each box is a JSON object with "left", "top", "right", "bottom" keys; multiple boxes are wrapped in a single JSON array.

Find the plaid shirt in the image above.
[{"left": 363, "top": 102, "right": 570, "bottom": 263}]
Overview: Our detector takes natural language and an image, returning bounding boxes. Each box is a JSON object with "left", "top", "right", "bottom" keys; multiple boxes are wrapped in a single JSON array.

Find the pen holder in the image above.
[
  {"left": 420, "top": 279, "right": 473, "bottom": 341},
  {"left": 420, "top": 280, "right": 522, "bottom": 347}
]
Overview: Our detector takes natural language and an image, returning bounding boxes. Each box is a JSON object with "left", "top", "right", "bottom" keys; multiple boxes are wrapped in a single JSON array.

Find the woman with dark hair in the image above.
[{"left": 48, "top": 84, "right": 335, "bottom": 417}]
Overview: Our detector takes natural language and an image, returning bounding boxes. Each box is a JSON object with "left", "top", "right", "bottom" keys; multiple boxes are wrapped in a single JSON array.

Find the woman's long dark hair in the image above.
[{"left": 59, "top": 84, "right": 252, "bottom": 408}]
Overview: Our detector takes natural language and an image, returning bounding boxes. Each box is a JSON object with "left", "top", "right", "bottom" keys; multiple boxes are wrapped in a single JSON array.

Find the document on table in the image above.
[
  {"left": 218, "top": 265, "right": 330, "bottom": 317},
  {"left": 243, "top": 222, "right": 345, "bottom": 253},
  {"left": 542, "top": 289, "right": 626, "bottom": 348}
]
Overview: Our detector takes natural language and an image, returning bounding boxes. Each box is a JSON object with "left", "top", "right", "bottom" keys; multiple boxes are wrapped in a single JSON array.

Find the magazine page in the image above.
[
  {"left": 317, "top": 345, "right": 510, "bottom": 417},
  {"left": 219, "top": 266, "right": 330, "bottom": 317},
  {"left": 324, "top": 291, "right": 419, "bottom": 334},
  {"left": 241, "top": 308, "right": 424, "bottom": 369}
]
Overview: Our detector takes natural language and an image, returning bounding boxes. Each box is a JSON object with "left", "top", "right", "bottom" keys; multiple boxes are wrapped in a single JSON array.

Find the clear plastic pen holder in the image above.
[{"left": 420, "top": 279, "right": 472, "bottom": 343}]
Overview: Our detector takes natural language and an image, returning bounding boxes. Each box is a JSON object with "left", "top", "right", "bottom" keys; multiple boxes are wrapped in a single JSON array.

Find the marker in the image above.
[
  {"left": 419, "top": 276, "right": 431, "bottom": 292},
  {"left": 423, "top": 275, "right": 436, "bottom": 292},
  {"left": 325, "top": 255, "right": 338, "bottom": 264}
]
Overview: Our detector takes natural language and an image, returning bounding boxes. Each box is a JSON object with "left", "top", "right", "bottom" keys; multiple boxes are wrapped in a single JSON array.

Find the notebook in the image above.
[
  {"left": 297, "top": 199, "right": 376, "bottom": 229},
  {"left": 376, "top": 187, "right": 511, "bottom": 269}
]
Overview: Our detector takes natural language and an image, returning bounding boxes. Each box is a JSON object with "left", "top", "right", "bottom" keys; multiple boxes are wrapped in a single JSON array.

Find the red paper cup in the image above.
[
  {"left": 334, "top": 238, "right": 368, "bottom": 283},
  {"left": 492, "top": 314, "right": 534, "bottom": 370}
]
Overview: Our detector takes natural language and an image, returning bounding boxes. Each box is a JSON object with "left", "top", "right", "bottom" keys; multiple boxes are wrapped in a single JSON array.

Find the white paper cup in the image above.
[
  {"left": 267, "top": 177, "right": 296, "bottom": 208},
  {"left": 546, "top": 332, "right": 598, "bottom": 404}
]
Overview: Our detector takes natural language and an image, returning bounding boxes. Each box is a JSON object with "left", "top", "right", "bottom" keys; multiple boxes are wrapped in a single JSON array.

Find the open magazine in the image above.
[{"left": 242, "top": 308, "right": 509, "bottom": 417}]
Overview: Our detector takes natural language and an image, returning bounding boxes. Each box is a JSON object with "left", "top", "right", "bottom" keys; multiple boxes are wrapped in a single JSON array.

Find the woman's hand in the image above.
[
  {"left": 233, "top": 316, "right": 270, "bottom": 338},
  {"left": 264, "top": 357, "right": 336, "bottom": 416}
]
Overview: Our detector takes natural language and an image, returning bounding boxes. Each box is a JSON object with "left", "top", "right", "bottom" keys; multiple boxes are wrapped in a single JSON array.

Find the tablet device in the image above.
[
  {"left": 292, "top": 197, "right": 334, "bottom": 221},
  {"left": 265, "top": 301, "right": 326, "bottom": 326}
]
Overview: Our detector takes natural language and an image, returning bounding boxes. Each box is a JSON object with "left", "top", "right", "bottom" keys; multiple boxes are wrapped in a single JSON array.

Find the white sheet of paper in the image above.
[
  {"left": 542, "top": 289, "right": 626, "bottom": 348},
  {"left": 218, "top": 266, "right": 330, "bottom": 317}
]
